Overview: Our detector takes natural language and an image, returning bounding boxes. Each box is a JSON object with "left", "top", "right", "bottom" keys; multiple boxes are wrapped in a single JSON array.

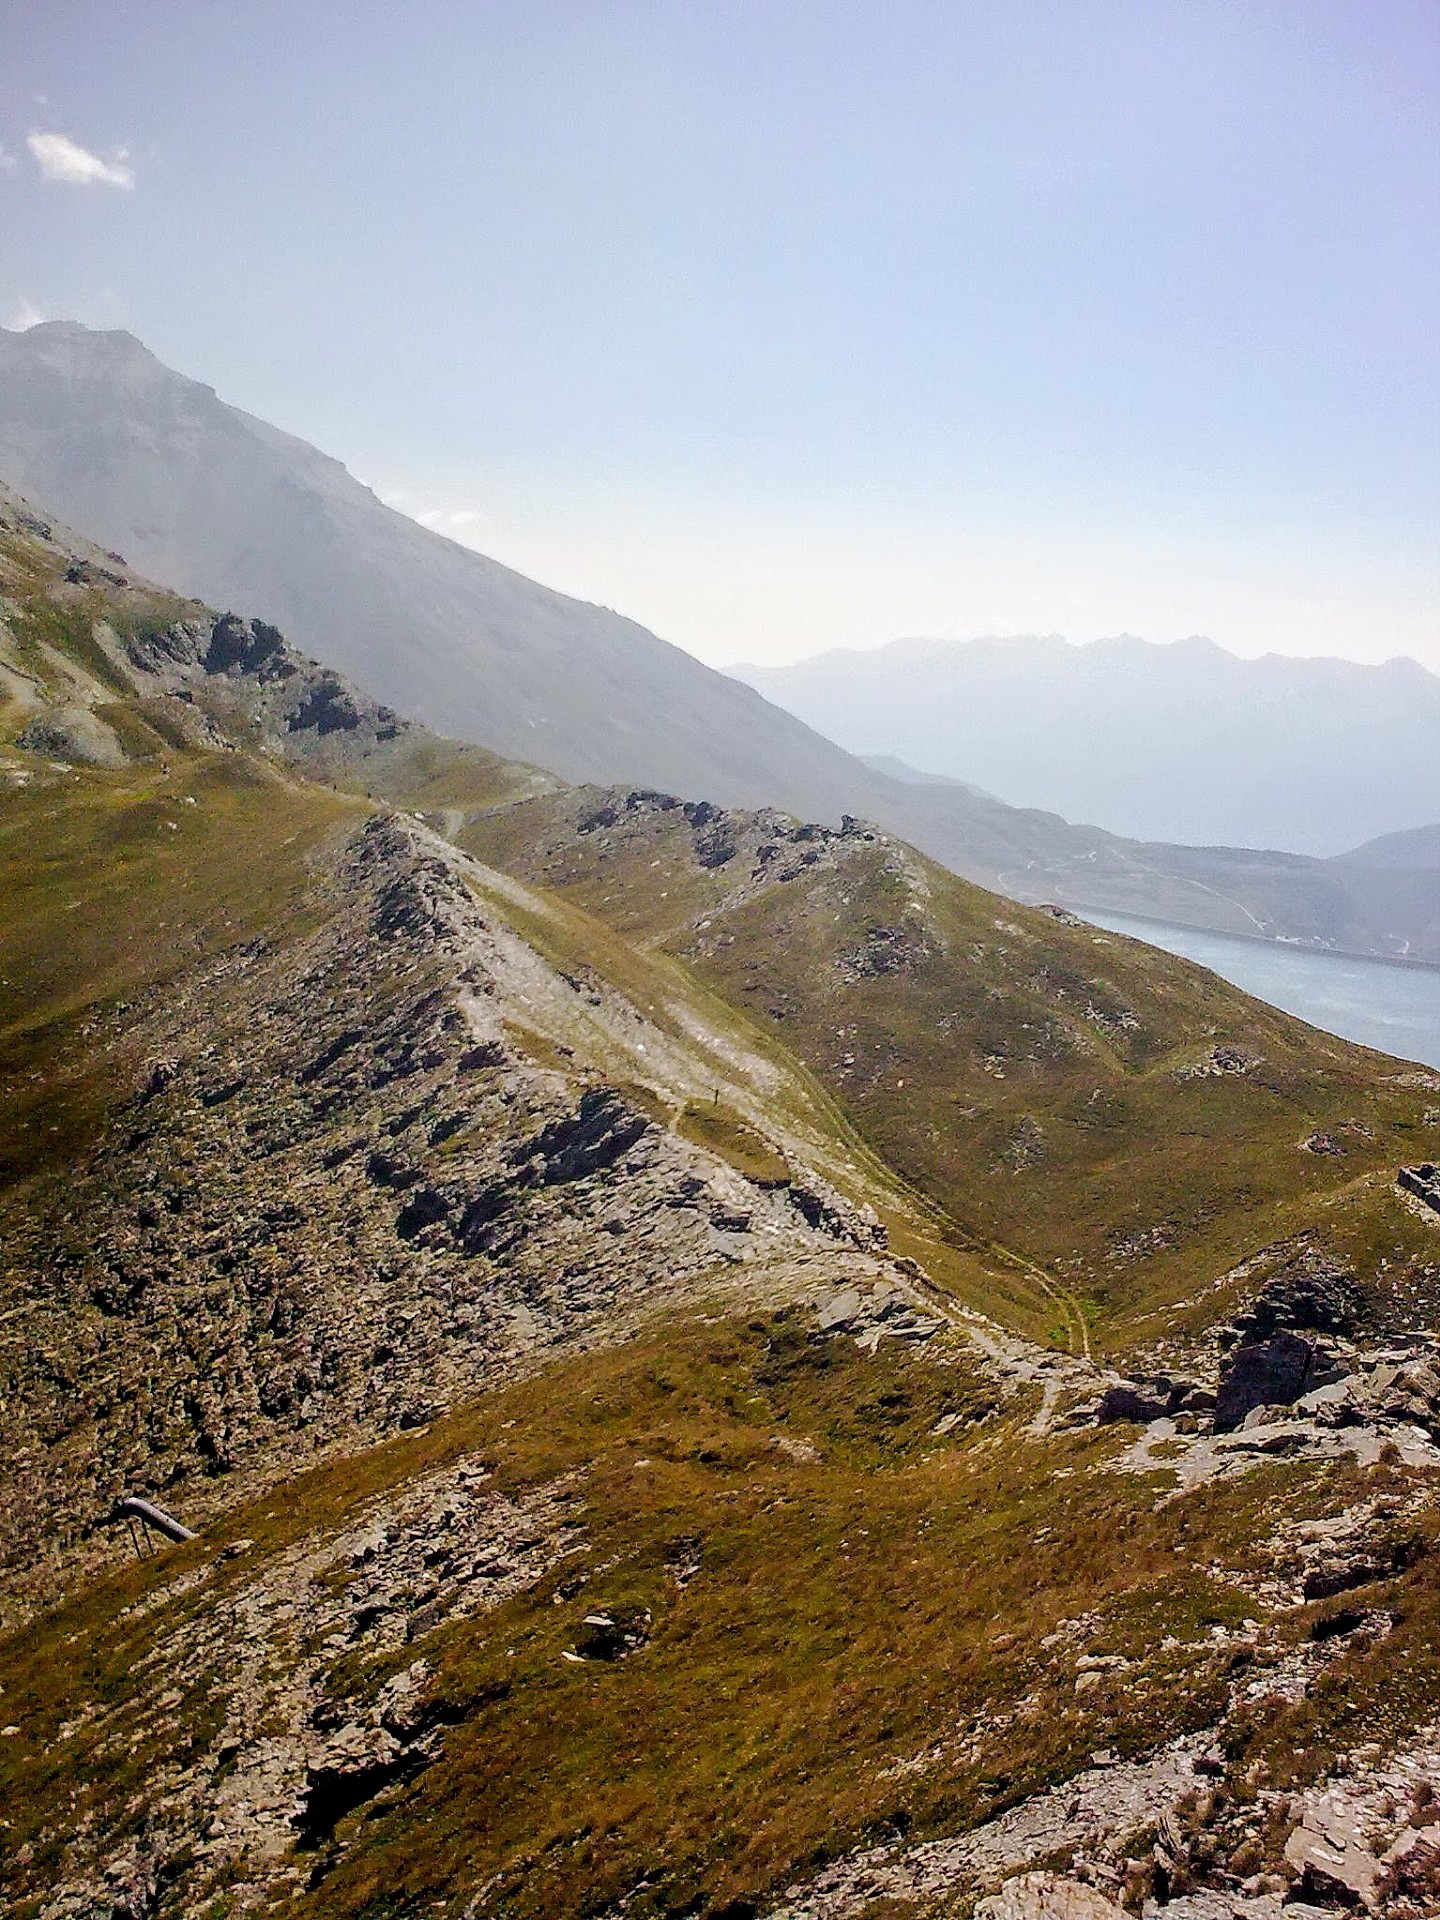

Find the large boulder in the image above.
[
  {"left": 1284, "top": 1798, "right": 1383, "bottom": 1908},
  {"left": 16, "top": 703, "right": 126, "bottom": 767},
  {"left": 203, "top": 611, "right": 291, "bottom": 679},
  {"left": 1352, "top": 1356, "right": 1440, "bottom": 1439},
  {"left": 1213, "top": 1262, "right": 1363, "bottom": 1432},
  {"left": 1215, "top": 1331, "right": 1343, "bottom": 1432}
]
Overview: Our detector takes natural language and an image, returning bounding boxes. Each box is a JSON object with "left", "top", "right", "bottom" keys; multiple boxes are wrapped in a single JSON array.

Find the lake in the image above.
[{"left": 1081, "top": 911, "right": 1440, "bottom": 1071}]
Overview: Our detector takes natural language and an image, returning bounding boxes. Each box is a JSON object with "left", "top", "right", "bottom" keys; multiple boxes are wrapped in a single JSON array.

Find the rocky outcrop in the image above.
[
  {"left": 767, "top": 1635, "right": 1440, "bottom": 1919},
  {"left": 1296, "top": 1352, "right": 1440, "bottom": 1442},
  {"left": 974, "top": 1872, "right": 1127, "bottom": 1919},
  {"left": 122, "top": 609, "right": 406, "bottom": 756},
  {"left": 1283, "top": 1786, "right": 1440, "bottom": 1912},
  {"left": 1213, "top": 1265, "right": 1366, "bottom": 1431},
  {"left": 814, "top": 1280, "right": 944, "bottom": 1348},
  {"left": 1220, "top": 1264, "right": 1366, "bottom": 1349},
  {"left": 559, "top": 784, "right": 884, "bottom": 907},
  {"left": 14, "top": 702, "right": 126, "bottom": 766},
  {"left": 767, "top": 1737, "right": 1218, "bottom": 1917},
  {"left": 1214, "top": 1331, "right": 1345, "bottom": 1432},
  {"left": 1399, "top": 1162, "right": 1440, "bottom": 1214},
  {"left": 1098, "top": 1265, "right": 1384, "bottom": 1439}
]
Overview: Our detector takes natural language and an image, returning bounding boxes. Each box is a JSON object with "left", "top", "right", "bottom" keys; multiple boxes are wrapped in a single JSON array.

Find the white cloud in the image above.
[
  {"left": 7, "top": 299, "right": 46, "bottom": 331},
  {"left": 27, "top": 131, "right": 133, "bottom": 190}
]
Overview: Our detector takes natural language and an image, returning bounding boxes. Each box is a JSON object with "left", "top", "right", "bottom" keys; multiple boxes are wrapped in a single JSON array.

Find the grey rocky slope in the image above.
[
  {"left": 735, "top": 633, "right": 1440, "bottom": 858},
  {"left": 0, "top": 806, "right": 905, "bottom": 1628},
  {"left": 0, "top": 322, "right": 893, "bottom": 812},
  {"left": 2, "top": 326, "right": 1435, "bottom": 960}
]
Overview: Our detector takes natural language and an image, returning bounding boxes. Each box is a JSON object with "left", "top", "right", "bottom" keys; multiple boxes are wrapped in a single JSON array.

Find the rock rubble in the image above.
[{"left": 31, "top": 1455, "right": 580, "bottom": 1916}]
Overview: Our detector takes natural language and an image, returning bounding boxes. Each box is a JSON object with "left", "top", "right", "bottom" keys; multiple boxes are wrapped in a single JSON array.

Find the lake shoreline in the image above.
[
  {"left": 1076, "top": 906, "right": 1440, "bottom": 974},
  {"left": 1078, "top": 907, "right": 1440, "bottom": 1071}
]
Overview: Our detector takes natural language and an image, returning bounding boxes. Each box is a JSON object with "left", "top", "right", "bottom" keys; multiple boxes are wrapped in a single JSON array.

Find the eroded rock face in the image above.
[
  {"left": 1214, "top": 1332, "right": 1340, "bottom": 1432},
  {"left": 814, "top": 1281, "right": 943, "bottom": 1348},
  {"left": 1283, "top": 1797, "right": 1383, "bottom": 1906}
]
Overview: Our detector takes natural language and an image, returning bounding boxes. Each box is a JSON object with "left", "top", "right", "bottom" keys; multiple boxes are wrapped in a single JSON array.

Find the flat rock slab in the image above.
[
  {"left": 767, "top": 1736, "right": 1210, "bottom": 1917},
  {"left": 975, "top": 1871, "right": 1126, "bottom": 1919}
]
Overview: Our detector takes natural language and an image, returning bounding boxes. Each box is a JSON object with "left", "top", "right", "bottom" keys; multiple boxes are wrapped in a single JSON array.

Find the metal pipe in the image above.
[{"left": 116, "top": 1496, "right": 197, "bottom": 1543}]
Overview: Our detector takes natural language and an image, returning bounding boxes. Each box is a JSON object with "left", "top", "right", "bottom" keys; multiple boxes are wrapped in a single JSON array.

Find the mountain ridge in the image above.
[
  {"left": 0, "top": 321, "right": 901, "bottom": 809},
  {"left": 1, "top": 320, "right": 1436, "bottom": 963},
  {"left": 1335, "top": 823, "right": 1440, "bottom": 873}
]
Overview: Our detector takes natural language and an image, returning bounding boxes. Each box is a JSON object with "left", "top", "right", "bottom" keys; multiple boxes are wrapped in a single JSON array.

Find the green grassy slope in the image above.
[
  {"left": 461, "top": 791, "right": 1440, "bottom": 1355},
  {"left": 5, "top": 492, "right": 1440, "bottom": 1918},
  {"left": 18, "top": 481, "right": 1429, "bottom": 1365},
  {"left": 0, "top": 749, "right": 357, "bottom": 1189},
  {"left": 0, "top": 490, "right": 575, "bottom": 1195},
  {"left": 0, "top": 490, "right": 1027, "bottom": 1335}
]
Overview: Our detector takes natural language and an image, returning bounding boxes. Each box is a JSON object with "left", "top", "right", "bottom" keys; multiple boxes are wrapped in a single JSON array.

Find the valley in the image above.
[{"left": 2, "top": 488, "right": 1440, "bottom": 1917}]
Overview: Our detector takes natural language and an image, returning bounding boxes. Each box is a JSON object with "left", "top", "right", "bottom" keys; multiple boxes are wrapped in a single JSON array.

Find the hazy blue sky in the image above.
[{"left": 3, "top": 1, "right": 1438, "bottom": 666}]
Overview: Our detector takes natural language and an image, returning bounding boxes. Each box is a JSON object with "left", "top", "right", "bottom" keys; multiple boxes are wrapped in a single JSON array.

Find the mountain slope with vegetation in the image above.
[
  {"left": 464, "top": 786, "right": 1440, "bottom": 1353},
  {"left": 4, "top": 491, "right": 1440, "bottom": 1920},
  {"left": 2, "top": 321, "right": 1435, "bottom": 962}
]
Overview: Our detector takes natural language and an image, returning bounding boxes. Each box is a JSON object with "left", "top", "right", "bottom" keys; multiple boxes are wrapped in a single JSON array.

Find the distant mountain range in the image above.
[
  {"left": 1337, "top": 823, "right": 1440, "bottom": 872},
  {"left": 734, "top": 633, "right": 1440, "bottom": 857},
  {"left": 1, "top": 319, "right": 1435, "bottom": 962}
]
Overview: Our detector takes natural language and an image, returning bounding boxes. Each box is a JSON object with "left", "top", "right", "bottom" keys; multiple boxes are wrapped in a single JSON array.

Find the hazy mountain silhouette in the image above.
[
  {"left": 1335, "top": 823, "right": 1440, "bottom": 871},
  {"left": 734, "top": 633, "right": 1440, "bottom": 857}
]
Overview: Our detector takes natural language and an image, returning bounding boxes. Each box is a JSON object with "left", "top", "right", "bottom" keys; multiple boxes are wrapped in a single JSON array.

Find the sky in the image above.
[{"left": 2, "top": 0, "right": 1438, "bottom": 669}]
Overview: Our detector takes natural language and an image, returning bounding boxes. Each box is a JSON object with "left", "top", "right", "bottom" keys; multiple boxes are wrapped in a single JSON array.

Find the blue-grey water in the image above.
[{"left": 1082, "top": 911, "right": 1440, "bottom": 1071}]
